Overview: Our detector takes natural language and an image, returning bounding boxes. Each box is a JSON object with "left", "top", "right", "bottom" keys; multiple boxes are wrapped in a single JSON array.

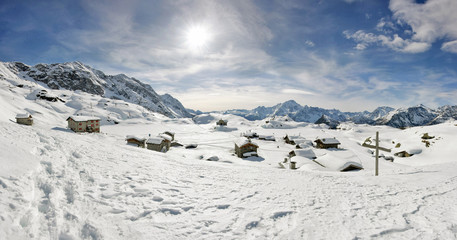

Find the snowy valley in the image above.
[{"left": 1, "top": 62, "right": 457, "bottom": 239}]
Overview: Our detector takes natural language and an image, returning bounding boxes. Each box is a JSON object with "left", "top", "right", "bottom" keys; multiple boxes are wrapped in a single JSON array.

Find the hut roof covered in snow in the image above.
[
  {"left": 15, "top": 113, "right": 31, "bottom": 119},
  {"left": 146, "top": 137, "right": 165, "bottom": 144},
  {"left": 66, "top": 116, "right": 100, "bottom": 122}
]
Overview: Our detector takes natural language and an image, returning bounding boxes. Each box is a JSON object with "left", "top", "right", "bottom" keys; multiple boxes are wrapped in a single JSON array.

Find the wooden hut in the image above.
[
  {"left": 146, "top": 137, "right": 171, "bottom": 152},
  {"left": 15, "top": 114, "right": 33, "bottom": 125},
  {"left": 394, "top": 151, "right": 413, "bottom": 158},
  {"left": 314, "top": 138, "right": 340, "bottom": 149},
  {"left": 216, "top": 119, "right": 228, "bottom": 126},
  {"left": 284, "top": 135, "right": 303, "bottom": 145},
  {"left": 66, "top": 116, "right": 100, "bottom": 133},
  {"left": 234, "top": 139, "right": 259, "bottom": 158},
  {"left": 125, "top": 136, "right": 146, "bottom": 148}
]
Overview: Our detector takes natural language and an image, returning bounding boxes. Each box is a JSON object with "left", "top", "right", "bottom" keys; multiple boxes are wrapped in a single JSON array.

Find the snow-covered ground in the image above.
[{"left": 1, "top": 75, "right": 457, "bottom": 239}]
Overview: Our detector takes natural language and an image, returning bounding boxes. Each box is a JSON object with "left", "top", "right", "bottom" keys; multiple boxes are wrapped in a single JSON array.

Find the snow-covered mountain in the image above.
[
  {"left": 224, "top": 100, "right": 393, "bottom": 125},
  {"left": 224, "top": 101, "right": 457, "bottom": 128},
  {"left": 1, "top": 61, "right": 192, "bottom": 118},
  {"left": 224, "top": 100, "right": 362, "bottom": 123},
  {"left": 376, "top": 104, "right": 438, "bottom": 128}
]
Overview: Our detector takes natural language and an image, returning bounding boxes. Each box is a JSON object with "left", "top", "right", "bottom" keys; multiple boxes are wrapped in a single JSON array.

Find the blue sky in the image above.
[{"left": 1, "top": 0, "right": 457, "bottom": 111}]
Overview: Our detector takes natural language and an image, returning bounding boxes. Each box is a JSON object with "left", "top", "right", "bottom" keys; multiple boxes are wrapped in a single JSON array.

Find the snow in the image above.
[
  {"left": 67, "top": 115, "right": 100, "bottom": 122},
  {"left": 158, "top": 133, "right": 172, "bottom": 141},
  {"left": 146, "top": 137, "right": 164, "bottom": 144},
  {"left": 318, "top": 138, "right": 341, "bottom": 145},
  {"left": 235, "top": 139, "right": 259, "bottom": 147},
  {"left": 15, "top": 113, "right": 31, "bottom": 119},
  {"left": 293, "top": 148, "right": 316, "bottom": 159},
  {"left": 2, "top": 72, "right": 457, "bottom": 239},
  {"left": 125, "top": 135, "right": 146, "bottom": 141}
]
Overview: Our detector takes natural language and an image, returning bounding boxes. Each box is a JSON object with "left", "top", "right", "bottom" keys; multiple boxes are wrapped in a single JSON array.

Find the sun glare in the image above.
[{"left": 185, "top": 25, "right": 211, "bottom": 52}]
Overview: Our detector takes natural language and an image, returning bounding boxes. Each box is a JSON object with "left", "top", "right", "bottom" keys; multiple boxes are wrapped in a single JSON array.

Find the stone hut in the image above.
[
  {"left": 66, "top": 116, "right": 100, "bottom": 133},
  {"left": 16, "top": 113, "right": 33, "bottom": 125},
  {"left": 125, "top": 135, "right": 146, "bottom": 148},
  {"left": 146, "top": 137, "right": 171, "bottom": 153},
  {"left": 216, "top": 119, "right": 228, "bottom": 126},
  {"left": 314, "top": 138, "right": 341, "bottom": 149},
  {"left": 234, "top": 139, "right": 259, "bottom": 158}
]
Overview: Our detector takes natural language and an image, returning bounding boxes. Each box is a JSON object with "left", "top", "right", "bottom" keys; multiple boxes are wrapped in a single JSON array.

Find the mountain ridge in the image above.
[
  {"left": 0, "top": 61, "right": 192, "bottom": 118},
  {"left": 222, "top": 100, "right": 457, "bottom": 128}
]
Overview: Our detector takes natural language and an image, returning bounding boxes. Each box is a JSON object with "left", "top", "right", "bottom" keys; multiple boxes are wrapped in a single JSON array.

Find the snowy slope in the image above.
[
  {"left": 2, "top": 71, "right": 457, "bottom": 239},
  {"left": 0, "top": 61, "right": 191, "bottom": 118}
]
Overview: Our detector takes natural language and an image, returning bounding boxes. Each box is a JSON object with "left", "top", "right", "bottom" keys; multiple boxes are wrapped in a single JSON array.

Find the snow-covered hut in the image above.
[
  {"left": 216, "top": 119, "right": 228, "bottom": 126},
  {"left": 163, "top": 131, "right": 175, "bottom": 141},
  {"left": 288, "top": 148, "right": 316, "bottom": 159},
  {"left": 66, "top": 116, "right": 100, "bottom": 133},
  {"left": 234, "top": 139, "right": 259, "bottom": 158},
  {"left": 394, "top": 151, "right": 413, "bottom": 158},
  {"left": 146, "top": 137, "right": 171, "bottom": 152},
  {"left": 314, "top": 138, "right": 340, "bottom": 149},
  {"left": 258, "top": 135, "right": 275, "bottom": 141},
  {"left": 295, "top": 139, "right": 313, "bottom": 149},
  {"left": 125, "top": 135, "right": 146, "bottom": 148},
  {"left": 284, "top": 135, "right": 303, "bottom": 145},
  {"left": 244, "top": 130, "right": 258, "bottom": 139},
  {"left": 15, "top": 113, "right": 33, "bottom": 125}
]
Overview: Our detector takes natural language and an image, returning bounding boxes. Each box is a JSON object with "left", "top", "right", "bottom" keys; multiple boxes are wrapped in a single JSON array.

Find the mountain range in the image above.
[
  {"left": 1, "top": 61, "right": 456, "bottom": 128},
  {"left": 1, "top": 61, "right": 192, "bottom": 118},
  {"left": 224, "top": 100, "right": 457, "bottom": 128}
]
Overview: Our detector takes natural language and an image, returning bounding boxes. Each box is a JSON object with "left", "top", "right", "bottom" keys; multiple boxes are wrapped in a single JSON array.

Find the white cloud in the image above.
[
  {"left": 345, "top": 0, "right": 457, "bottom": 54},
  {"left": 282, "top": 89, "right": 315, "bottom": 95},
  {"left": 304, "top": 40, "right": 315, "bottom": 47},
  {"left": 344, "top": 30, "right": 431, "bottom": 53},
  {"left": 441, "top": 40, "right": 457, "bottom": 53},
  {"left": 390, "top": 0, "right": 457, "bottom": 43}
]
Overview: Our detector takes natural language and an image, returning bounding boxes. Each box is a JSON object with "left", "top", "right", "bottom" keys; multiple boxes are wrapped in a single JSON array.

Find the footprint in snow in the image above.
[
  {"left": 133, "top": 188, "right": 149, "bottom": 193},
  {"left": 245, "top": 221, "right": 260, "bottom": 230},
  {"left": 271, "top": 211, "right": 294, "bottom": 220},
  {"left": 216, "top": 204, "right": 230, "bottom": 209},
  {"left": 152, "top": 196, "right": 163, "bottom": 202},
  {"left": 159, "top": 208, "right": 181, "bottom": 215},
  {"left": 110, "top": 209, "right": 126, "bottom": 214}
]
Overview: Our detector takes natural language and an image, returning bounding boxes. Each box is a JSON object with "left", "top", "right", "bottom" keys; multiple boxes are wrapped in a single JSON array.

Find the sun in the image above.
[{"left": 185, "top": 24, "right": 211, "bottom": 52}]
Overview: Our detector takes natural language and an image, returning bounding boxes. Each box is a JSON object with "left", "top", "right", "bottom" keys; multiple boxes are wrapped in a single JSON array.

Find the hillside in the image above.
[{"left": 0, "top": 61, "right": 192, "bottom": 118}]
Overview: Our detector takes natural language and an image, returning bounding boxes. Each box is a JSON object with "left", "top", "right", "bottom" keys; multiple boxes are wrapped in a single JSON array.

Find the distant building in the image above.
[
  {"left": 244, "top": 131, "right": 258, "bottom": 139},
  {"left": 284, "top": 135, "right": 304, "bottom": 145},
  {"left": 125, "top": 135, "right": 146, "bottom": 148},
  {"left": 16, "top": 113, "right": 33, "bottom": 125},
  {"left": 288, "top": 148, "right": 316, "bottom": 159},
  {"left": 146, "top": 137, "right": 171, "bottom": 152},
  {"left": 234, "top": 139, "right": 259, "bottom": 158},
  {"left": 314, "top": 138, "right": 341, "bottom": 149},
  {"left": 258, "top": 135, "right": 275, "bottom": 141},
  {"left": 162, "top": 131, "right": 175, "bottom": 141},
  {"left": 216, "top": 119, "right": 228, "bottom": 126},
  {"left": 394, "top": 151, "right": 413, "bottom": 158},
  {"left": 66, "top": 116, "right": 100, "bottom": 133}
]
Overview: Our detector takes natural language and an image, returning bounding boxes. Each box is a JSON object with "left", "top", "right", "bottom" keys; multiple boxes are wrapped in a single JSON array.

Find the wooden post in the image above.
[{"left": 375, "top": 131, "right": 379, "bottom": 176}]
